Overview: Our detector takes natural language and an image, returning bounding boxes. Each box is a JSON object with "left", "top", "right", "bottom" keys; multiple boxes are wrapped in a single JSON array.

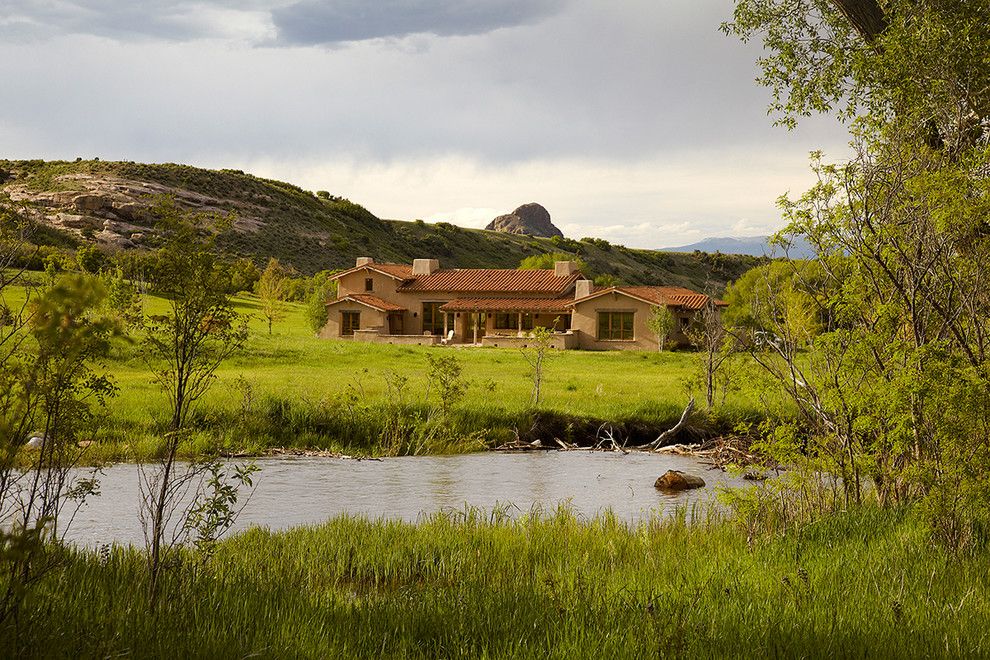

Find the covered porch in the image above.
[{"left": 439, "top": 298, "right": 574, "bottom": 346}]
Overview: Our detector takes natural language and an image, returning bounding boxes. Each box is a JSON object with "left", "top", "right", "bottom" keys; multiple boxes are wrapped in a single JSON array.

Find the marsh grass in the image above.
[{"left": 5, "top": 505, "right": 988, "bottom": 658}]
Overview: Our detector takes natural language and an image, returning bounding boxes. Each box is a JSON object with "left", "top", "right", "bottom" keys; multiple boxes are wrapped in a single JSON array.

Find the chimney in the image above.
[
  {"left": 356, "top": 256, "right": 375, "bottom": 267},
  {"left": 554, "top": 260, "right": 578, "bottom": 277},
  {"left": 574, "top": 279, "right": 593, "bottom": 300},
  {"left": 412, "top": 259, "right": 440, "bottom": 276}
]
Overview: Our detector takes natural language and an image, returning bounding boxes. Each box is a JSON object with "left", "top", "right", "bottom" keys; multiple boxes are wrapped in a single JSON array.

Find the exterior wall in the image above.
[
  {"left": 571, "top": 295, "right": 698, "bottom": 351},
  {"left": 337, "top": 270, "right": 401, "bottom": 298},
  {"left": 570, "top": 294, "right": 665, "bottom": 351},
  {"left": 318, "top": 303, "right": 387, "bottom": 339}
]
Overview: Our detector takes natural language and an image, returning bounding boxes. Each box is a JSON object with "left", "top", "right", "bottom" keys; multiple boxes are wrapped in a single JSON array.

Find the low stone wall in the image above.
[
  {"left": 351, "top": 329, "right": 440, "bottom": 346},
  {"left": 481, "top": 332, "right": 578, "bottom": 350}
]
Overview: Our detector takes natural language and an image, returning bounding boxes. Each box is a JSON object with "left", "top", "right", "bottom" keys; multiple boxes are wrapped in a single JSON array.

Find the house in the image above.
[{"left": 319, "top": 257, "right": 725, "bottom": 350}]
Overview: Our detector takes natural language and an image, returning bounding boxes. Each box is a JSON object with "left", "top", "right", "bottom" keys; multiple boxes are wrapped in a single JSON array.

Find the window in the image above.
[
  {"left": 341, "top": 311, "right": 360, "bottom": 336},
  {"left": 364, "top": 277, "right": 374, "bottom": 292},
  {"left": 422, "top": 302, "right": 452, "bottom": 334},
  {"left": 597, "top": 311, "right": 634, "bottom": 340},
  {"left": 494, "top": 313, "right": 514, "bottom": 330},
  {"left": 494, "top": 313, "right": 534, "bottom": 330}
]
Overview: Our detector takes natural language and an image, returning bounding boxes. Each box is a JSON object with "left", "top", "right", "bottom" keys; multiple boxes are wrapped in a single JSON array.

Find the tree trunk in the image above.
[{"left": 829, "top": 0, "right": 887, "bottom": 42}]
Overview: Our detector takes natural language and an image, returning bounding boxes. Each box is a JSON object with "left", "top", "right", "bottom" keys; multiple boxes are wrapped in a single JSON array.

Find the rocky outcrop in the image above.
[
  {"left": 485, "top": 203, "right": 563, "bottom": 238},
  {"left": 654, "top": 470, "right": 706, "bottom": 491},
  {"left": 3, "top": 172, "right": 267, "bottom": 250}
]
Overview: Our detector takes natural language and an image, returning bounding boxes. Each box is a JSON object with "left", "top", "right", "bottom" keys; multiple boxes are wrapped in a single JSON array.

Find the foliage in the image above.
[
  {"left": 518, "top": 252, "right": 587, "bottom": 272},
  {"left": 519, "top": 325, "right": 558, "bottom": 407},
  {"left": 75, "top": 245, "right": 107, "bottom": 274},
  {"left": 0, "top": 273, "right": 116, "bottom": 624},
  {"left": 727, "top": 0, "right": 990, "bottom": 547},
  {"left": 425, "top": 354, "right": 467, "bottom": 420},
  {"left": 255, "top": 258, "right": 288, "bottom": 335},
  {"left": 304, "top": 270, "right": 337, "bottom": 332},
  {"left": 645, "top": 305, "right": 676, "bottom": 352},
  {"left": 136, "top": 197, "right": 248, "bottom": 606}
]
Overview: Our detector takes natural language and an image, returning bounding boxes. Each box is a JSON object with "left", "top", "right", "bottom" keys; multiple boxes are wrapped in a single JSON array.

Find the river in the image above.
[{"left": 61, "top": 451, "right": 749, "bottom": 547}]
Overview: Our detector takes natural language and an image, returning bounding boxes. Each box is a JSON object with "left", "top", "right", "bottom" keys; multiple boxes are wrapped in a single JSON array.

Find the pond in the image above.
[{"left": 62, "top": 451, "right": 750, "bottom": 547}]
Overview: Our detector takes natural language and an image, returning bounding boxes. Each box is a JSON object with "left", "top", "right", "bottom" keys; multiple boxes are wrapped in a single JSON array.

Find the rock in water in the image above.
[
  {"left": 485, "top": 203, "right": 564, "bottom": 238},
  {"left": 654, "top": 470, "right": 705, "bottom": 491}
]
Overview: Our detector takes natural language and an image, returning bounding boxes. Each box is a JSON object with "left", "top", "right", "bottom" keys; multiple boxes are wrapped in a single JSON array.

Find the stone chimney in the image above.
[
  {"left": 356, "top": 256, "right": 375, "bottom": 267},
  {"left": 574, "top": 279, "right": 593, "bottom": 300},
  {"left": 412, "top": 259, "right": 440, "bottom": 276},
  {"left": 554, "top": 260, "right": 578, "bottom": 277}
]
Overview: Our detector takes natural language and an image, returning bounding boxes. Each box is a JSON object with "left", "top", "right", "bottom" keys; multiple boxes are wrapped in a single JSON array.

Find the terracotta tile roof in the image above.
[
  {"left": 440, "top": 297, "right": 573, "bottom": 313},
  {"left": 398, "top": 269, "right": 581, "bottom": 294},
  {"left": 330, "top": 262, "right": 413, "bottom": 281},
  {"left": 326, "top": 294, "right": 406, "bottom": 312},
  {"left": 573, "top": 286, "right": 720, "bottom": 311}
]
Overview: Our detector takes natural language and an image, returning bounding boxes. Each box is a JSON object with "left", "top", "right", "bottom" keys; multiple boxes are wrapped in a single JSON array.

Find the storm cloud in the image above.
[{"left": 271, "top": 0, "right": 567, "bottom": 45}]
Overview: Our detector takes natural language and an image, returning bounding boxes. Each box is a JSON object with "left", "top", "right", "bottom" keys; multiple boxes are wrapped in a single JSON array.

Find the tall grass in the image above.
[{"left": 4, "top": 505, "right": 988, "bottom": 658}]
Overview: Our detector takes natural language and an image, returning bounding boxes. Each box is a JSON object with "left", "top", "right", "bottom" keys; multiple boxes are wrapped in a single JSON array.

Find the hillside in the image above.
[{"left": 0, "top": 159, "right": 760, "bottom": 291}]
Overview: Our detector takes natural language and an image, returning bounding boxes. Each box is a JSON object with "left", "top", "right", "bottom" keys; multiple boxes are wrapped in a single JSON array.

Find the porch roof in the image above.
[
  {"left": 440, "top": 297, "right": 573, "bottom": 313},
  {"left": 326, "top": 294, "right": 407, "bottom": 313}
]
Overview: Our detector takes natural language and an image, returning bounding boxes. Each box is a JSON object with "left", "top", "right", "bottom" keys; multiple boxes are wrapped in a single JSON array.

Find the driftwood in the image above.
[{"left": 638, "top": 398, "right": 695, "bottom": 450}]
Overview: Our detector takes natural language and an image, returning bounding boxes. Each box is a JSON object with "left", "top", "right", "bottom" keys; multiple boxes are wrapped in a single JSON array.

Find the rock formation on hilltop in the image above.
[{"left": 485, "top": 203, "right": 564, "bottom": 238}]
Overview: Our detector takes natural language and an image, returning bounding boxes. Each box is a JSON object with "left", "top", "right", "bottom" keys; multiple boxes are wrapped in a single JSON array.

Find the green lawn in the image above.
[{"left": 5, "top": 278, "right": 777, "bottom": 459}]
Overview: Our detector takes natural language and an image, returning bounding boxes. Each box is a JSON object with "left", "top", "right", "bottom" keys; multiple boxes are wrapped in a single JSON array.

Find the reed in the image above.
[{"left": 4, "top": 505, "right": 988, "bottom": 658}]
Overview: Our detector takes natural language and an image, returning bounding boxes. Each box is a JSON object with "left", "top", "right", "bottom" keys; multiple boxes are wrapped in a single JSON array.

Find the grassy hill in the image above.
[{"left": 0, "top": 159, "right": 760, "bottom": 291}]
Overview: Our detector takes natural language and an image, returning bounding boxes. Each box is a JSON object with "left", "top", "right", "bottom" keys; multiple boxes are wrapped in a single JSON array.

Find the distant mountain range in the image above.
[{"left": 660, "top": 235, "right": 815, "bottom": 259}]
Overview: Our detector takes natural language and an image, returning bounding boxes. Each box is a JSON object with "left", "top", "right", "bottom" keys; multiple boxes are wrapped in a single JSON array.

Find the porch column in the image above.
[
  {"left": 443, "top": 312, "right": 449, "bottom": 337},
  {"left": 473, "top": 312, "right": 479, "bottom": 344},
  {"left": 517, "top": 312, "right": 522, "bottom": 336}
]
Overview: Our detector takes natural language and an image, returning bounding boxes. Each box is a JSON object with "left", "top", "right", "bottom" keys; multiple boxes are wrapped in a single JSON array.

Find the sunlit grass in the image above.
[{"left": 6, "top": 505, "right": 988, "bottom": 657}]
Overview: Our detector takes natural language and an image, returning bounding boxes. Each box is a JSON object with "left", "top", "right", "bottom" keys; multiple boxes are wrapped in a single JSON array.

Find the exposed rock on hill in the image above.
[
  {"left": 485, "top": 203, "right": 564, "bottom": 238},
  {"left": 0, "top": 160, "right": 760, "bottom": 290}
]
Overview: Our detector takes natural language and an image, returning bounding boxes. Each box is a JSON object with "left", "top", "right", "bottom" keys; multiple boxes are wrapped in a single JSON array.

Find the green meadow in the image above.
[{"left": 4, "top": 278, "right": 774, "bottom": 461}]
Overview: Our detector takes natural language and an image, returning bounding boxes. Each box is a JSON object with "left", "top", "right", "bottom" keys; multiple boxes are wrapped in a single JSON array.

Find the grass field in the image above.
[
  {"left": 5, "top": 504, "right": 987, "bottom": 658},
  {"left": 4, "top": 276, "right": 778, "bottom": 460}
]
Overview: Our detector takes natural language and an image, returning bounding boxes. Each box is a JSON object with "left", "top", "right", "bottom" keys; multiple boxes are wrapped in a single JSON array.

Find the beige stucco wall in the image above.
[
  {"left": 318, "top": 301, "right": 387, "bottom": 339},
  {"left": 570, "top": 293, "right": 694, "bottom": 351}
]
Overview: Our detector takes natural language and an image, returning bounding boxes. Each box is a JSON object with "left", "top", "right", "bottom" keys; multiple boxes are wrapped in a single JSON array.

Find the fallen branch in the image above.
[{"left": 639, "top": 398, "right": 695, "bottom": 450}]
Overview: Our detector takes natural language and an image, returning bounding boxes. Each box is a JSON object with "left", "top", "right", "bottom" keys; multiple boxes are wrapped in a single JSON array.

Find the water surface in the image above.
[{"left": 64, "top": 451, "right": 747, "bottom": 547}]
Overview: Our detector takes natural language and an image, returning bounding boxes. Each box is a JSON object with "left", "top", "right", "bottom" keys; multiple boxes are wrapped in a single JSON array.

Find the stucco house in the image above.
[{"left": 319, "top": 257, "right": 725, "bottom": 350}]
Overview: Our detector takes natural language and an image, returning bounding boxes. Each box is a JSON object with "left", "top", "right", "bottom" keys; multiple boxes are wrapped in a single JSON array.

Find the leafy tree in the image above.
[
  {"left": 255, "top": 258, "right": 287, "bottom": 335},
  {"left": 645, "top": 305, "right": 677, "bottom": 352},
  {"left": 75, "top": 245, "right": 107, "bottom": 274},
  {"left": 0, "top": 274, "right": 117, "bottom": 626},
  {"left": 228, "top": 257, "right": 260, "bottom": 294},
  {"left": 426, "top": 354, "right": 467, "bottom": 419},
  {"left": 726, "top": 0, "right": 990, "bottom": 545},
  {"left": 305, "top": 271, "right": 337, "bottom": 333},
  {"left": 137, "top": 198, "right": 247, "bottom": 605}
]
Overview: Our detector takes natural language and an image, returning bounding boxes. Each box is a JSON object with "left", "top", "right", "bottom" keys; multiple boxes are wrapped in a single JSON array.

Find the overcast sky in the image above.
[{"left": 0, "top": 0, "right": 848, "bottom": 248}]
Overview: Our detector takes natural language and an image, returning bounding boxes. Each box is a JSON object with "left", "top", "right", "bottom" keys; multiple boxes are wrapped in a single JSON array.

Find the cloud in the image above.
[
  {"left": 271, "top": 0, "right": 567, "bottom": 46},
  {"left": 0, "top": 0, "right": 564, "bottom": 45},
  {"left": 0, "top": 1, "right": 278, "bottom": 43}
]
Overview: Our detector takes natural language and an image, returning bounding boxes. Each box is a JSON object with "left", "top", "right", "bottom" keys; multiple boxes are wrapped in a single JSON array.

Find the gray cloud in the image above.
[
  {"left": 0, "top": 0, "right": 565, "bottom": 45},
  {"left": 270, "top": 0, "right": 566, "bottom": 45},
  {"left": 0, "top": 1, "right": 278, "bottom": 42}
]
